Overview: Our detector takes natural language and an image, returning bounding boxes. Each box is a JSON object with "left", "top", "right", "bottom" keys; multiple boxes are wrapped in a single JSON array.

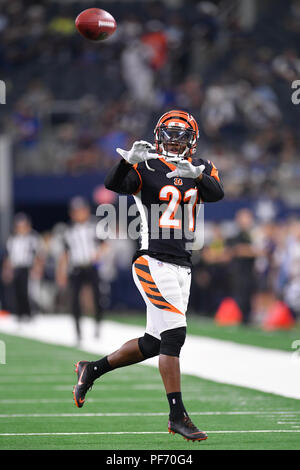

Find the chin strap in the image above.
[
  {"left": 160, "top": 144, "right": 190, "bottom": 161},
  {"left": 163, "top": 152, "right": 190, "bottom": 164}
]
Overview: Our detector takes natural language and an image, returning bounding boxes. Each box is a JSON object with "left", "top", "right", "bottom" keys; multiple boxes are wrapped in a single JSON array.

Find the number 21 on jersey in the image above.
[{"left": 159, "top": 185, "right": 198, "bottom": 231}]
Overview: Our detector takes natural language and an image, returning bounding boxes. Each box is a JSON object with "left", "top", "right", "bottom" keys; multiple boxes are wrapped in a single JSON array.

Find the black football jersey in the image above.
[{"left": 105, "top": 156, "right": 224, "bottom": 267}]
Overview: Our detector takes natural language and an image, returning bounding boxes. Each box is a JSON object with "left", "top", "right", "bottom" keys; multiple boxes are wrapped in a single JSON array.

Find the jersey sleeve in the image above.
[
  {"left": 195, "top": 159, "right": 224, "bottom": 202},
  {"left": 104, "top": 159, "right": 142, "bottom": 195}
]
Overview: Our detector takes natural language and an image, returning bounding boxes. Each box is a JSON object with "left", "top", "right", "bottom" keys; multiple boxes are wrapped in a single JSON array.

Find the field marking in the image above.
[
  {"left": 1, "top": 430, "right": 300, "bottom": 437},
  {"left": 278, "top": 421, "right": 300, "bottom": 425},
  {"left": 0, "top": 396, "right": 164, "bottom": 404},
  {"left": 55, "top": 384, "right": 165, "bottom": 391},
  {"left": 0, "top": 377, "right": 79, "bottom": 383},
  {"left": 1, "top": 314, "right": 300, "bottom": 399},
  {"left": 0, "top": 398, "right": 86, "bottom": 404},
  {"left": 0, "top": 398, "right": 162, "bottom": 404},
  {"left": 0, "top": 411, "right": 299, "bottom": 418},
  {"left": 0, "top": 384, "right": 165, "bottom": 391}
]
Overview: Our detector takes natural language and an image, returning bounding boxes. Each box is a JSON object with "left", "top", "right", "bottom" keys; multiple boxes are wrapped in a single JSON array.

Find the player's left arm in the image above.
[
  {"left": 195, "top": 160, "right": 224, "bottom": 202},
  {"left": 166, "top": 158, "right": 224, "bottom": 202}
]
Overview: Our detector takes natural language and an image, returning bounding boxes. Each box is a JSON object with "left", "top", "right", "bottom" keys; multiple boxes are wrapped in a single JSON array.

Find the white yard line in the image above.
[
  {"left": 1, "top": 430, "right": 300, "bottom": 437},
  {"left": 0, "top": 411, "right": 299, "bottom": 418},
  {"left": 0, "top": 314, "right": 299, "bottom": 400},
  {"left": 0, "top": 398, "right": 160, "bottom": 404}
]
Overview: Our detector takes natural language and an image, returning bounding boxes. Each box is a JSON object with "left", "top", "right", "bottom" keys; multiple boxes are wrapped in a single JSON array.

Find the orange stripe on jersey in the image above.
[
  {"left": 159, "top": 158, "right": 177, "bottom": 171},
  {"left": 132, "top": 164, "right": 142, "bottom": 194},
  {"left": 210, "top": 162, "right": 220, "bottom": 182}
]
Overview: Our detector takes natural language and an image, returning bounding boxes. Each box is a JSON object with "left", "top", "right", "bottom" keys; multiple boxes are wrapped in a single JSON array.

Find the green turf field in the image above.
[{"left": 0, "top": 331, "right": 299, "bottom": 450}]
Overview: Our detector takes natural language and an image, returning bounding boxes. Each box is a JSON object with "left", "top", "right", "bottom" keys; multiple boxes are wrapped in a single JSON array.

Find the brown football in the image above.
[{"left": 75, "top": 8, "right": 117, "bottom": 41}]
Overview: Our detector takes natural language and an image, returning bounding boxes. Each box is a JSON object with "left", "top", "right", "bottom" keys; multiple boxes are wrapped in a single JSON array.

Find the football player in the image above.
[{"left": 73, "top": 110, "right": 224, "bottom": 442}]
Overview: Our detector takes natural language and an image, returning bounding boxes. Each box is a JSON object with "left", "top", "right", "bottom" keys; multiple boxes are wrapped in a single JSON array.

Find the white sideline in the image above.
[{"left": 0, "top": 314, "right": 299, "bottom": 400}]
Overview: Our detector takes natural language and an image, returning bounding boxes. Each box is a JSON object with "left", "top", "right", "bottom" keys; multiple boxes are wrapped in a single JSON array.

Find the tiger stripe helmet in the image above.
[{"left": 154, "top": 110, "right": 199, "bottom": 159}]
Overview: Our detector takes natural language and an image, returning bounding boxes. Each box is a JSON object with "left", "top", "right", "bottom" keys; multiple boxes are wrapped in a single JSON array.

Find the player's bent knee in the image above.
[
  {"left": 138, "top": 333, "right": 161, "bottom": 359},
  {"left": 160, "top": 327, "right": 186, "bottom": 357}
]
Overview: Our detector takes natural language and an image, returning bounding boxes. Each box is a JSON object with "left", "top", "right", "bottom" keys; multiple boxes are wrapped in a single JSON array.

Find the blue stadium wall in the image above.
[{"left": 14, "top": 173, "right": 300, "bottom": 231}]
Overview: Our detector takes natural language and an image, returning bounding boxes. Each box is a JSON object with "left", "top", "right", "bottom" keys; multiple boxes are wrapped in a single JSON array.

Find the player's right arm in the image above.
[
  {"left": 104, "top": 159, "right": 141, "bottom": 195},
  {"left": 105, "top": 140, "right": 157, "bottom": 195}
]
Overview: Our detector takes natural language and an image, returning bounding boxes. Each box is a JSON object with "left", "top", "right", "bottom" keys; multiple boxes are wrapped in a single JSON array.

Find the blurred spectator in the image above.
[
  {"left": 1, "top": 0, "right": 300, "bottom": 327},
  {"left": 12, "top": 100, "right": 40, "bottom": 148},
  {"left": 0, "top": 0, "right": 298, "bottom": 202},
  {"left": 66, "top": 136, "right": 100, "bottom": 174},
  {"left": 226, "top": 209, "right": 258, "bottom": 324},
  {"left": 240, "top": 87, "right": 281, "bottom": 130},
  {"left": 56, "top": 197, "right": 108, "bottom": 342},
  {"left": 121, "top": 38, "right": 156, "bottom": 106},
  {"left": 24, "top": 79, "right": 53, "bottom": 111},
  {"left": 272, "top": 48, "right": 300, "bottom": 82},
  {"left": 175, "top": 77, "right": 203, "bottom": 111},
  {"left": 190, "top": 223, "right": 231, "bottom": 314},
  {"left": 278, "top": 220, "right": 300, "bottom": 319},
  {"left": 1, "top": 213, "right": 43, "bottom": 321},
  {"left": 201, "top": 85, "right": 236, "bottom": 137},
  {"left": 2, "top": 210, "right": 299, "bottom": 326},
  {"left": 48, "top": 8, "right": 75, "bottom": 36},
  {"left": 141, "top": 20, "right": 168, "bottom": 71}
]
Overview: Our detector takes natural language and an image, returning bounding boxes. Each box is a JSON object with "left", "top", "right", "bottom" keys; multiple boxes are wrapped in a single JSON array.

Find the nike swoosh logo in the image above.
[{"left": 78, "top": 365, "right": 87, "bottom": 386}]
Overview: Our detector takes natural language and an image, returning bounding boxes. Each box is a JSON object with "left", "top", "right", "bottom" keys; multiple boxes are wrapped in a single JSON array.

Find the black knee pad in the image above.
[
  {"left": 138, "top": 333, "right": 161, "bottom": 359},
  {"left": 160, "top": 327, "right": 186, "bottom": 357}
]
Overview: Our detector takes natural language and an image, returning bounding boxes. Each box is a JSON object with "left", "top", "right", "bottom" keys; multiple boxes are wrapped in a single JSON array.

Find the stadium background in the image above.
[
  {"left": 0, "top": 0, "right": 300, "bottom": 452},
  {"left": 1, "top": 0, "right": 300, "bottom": 324}
]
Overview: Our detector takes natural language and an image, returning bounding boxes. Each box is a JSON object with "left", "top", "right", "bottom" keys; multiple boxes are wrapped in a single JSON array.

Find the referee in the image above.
[
  {"left": 56, "top": 197, "right": 107, "bottom": 342},
  {"left": 2, "top": 213, "right": 41, "bottom": 321}
]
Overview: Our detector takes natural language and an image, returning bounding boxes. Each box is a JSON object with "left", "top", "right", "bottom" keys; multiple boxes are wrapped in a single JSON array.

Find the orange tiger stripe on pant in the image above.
[{"left": 133, "top": 257, "right": 184, "bottom": 315}]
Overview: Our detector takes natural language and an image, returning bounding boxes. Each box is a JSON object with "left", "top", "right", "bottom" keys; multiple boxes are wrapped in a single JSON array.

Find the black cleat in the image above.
[
  {"left": 73, "top": 361, "right": 94, "bottom": 408},
  {"left": 168, "top": 416, "right": 208, "bottom": 442}
]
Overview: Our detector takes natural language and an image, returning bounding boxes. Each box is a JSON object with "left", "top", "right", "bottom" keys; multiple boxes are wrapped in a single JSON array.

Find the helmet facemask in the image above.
[{"left": 156, "top": 125, "right": 196, "bottom": 160}]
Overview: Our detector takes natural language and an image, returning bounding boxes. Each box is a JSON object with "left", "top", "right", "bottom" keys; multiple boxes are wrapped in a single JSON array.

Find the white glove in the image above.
[
  {"left": 166, "top": 159, "right": 205, "bottom": 180},
  {"left": 116, "top": 140, "right": 158, "bottom": 165}
]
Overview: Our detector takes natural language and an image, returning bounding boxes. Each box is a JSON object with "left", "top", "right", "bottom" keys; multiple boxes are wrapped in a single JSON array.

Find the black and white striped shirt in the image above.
[
  {"left": 6, "top": 232, "right": 40, "bottom": 268},
  {"left": 63, "top": 220, "right": 101, "bottom": 268}
]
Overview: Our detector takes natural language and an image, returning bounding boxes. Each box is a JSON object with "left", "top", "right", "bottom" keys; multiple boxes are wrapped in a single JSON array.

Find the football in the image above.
[{"left": 75, "top": 8, "right": 117, "bottom": 41}]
